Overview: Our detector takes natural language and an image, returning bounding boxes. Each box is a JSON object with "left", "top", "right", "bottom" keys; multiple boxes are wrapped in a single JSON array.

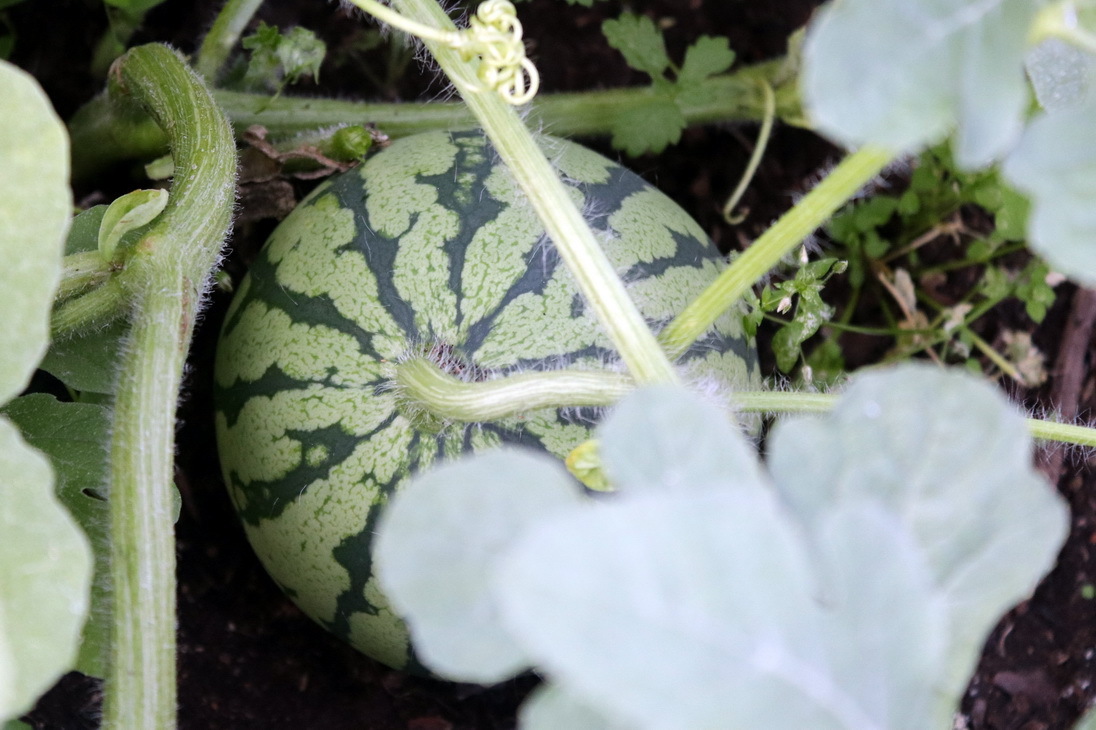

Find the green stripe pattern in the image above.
[{"left": 214, "top": 130, "right": 758, "bottom": 669}]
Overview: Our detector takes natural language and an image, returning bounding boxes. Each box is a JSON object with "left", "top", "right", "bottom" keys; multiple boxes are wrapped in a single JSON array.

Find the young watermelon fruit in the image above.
[{"left": 214, "top": 129, "right": 758, "bottom": 670}]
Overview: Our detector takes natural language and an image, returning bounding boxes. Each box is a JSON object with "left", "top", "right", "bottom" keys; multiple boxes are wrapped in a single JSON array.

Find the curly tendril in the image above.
[
  {"left": 457, "top": 0, "right": 539, "bottom": 104},
  {"left": 347, "top": 0, "right": 539, "bottom": 104}
]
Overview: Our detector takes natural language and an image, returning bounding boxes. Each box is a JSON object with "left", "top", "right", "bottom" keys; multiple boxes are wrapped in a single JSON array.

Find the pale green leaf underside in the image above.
[
  {"left": 2, "top": 395, "right": 112, "bottom": 679},
  {"left": 519, "top": 683, "right": 632, "bottom": 730},
  {"left": 487, "top": 367, "right": 1066, "bottom": 728},
  {"left": 375, "top": 450, "right": 586, "bottom": 682},
  {"left": 802, "top": 0, "right": 1039, "bottom": 167},
  {"left": 598, "top": 384, "right": 764, "bottom": 494},
  {"left": 0, "top": 418, "right": 92, "bottom": 722},
  {"left": 496, "top": 489, "right": 844, "bottom": 730},
  {"left": 0, "top": 59, "right": 70, "bottom": 403},
  {"left": 1003, "top": 99, "right": 1096, "bottom": 286},
  {"left": 768, "top": 364, "right": 1068, "bottom": 699},
  {"left": 1026, "top": 39, "right": 1096, "bottom": 111}
]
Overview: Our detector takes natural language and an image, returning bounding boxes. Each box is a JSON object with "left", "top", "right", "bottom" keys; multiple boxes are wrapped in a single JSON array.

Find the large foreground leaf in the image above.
[
  {"left": 0, "top": 418, "right": 92, "bottom": 721},
  {"left": 802, "top": 0, "right": 1039, "bottom": 167},
  {"left": 2, "top": 395, "right": 112, "bottom": 679},
  {"left": 768, "top": 364, "right": 1068, "bottom": 700},
  {"left": 0, "top": 59, "right": 69, "bottom": 402},
  {"left": 375, "top": 450, "right": 586, "bottom": 682},
  {"left": 1003, "top": 99, "right": 1096, "bottom": 286}
]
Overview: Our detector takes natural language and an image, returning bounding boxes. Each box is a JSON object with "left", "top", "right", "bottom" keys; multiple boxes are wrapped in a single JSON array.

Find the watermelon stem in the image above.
[
  {"left": 729, "top": 390, "right": 1096, "bottom": 448},
  {"left": 383, "top": 0, "right": 680, "bottom": 385},
  {"left": 395, "top": 356, "right": 634, "bottom": 423},
  {"left": 67, "top": 62, "right": 795, "bottom": 178},
  {"left": 100, "top": 44, "right": 237, "bottom": 730},
  {"left": 658, "top": 145, "right": 896, "bottom": 359}
]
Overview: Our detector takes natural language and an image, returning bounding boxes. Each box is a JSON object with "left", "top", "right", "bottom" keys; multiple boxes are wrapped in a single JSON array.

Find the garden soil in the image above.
[{"left": 12, "top": 0, "right": 1096, "bottom": 727}]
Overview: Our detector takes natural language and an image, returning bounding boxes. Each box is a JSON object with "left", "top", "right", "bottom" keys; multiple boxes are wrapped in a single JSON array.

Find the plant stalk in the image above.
[
  {"left": 395, "top": 356, "right": 1096, "bottom": 449},
  {"left": 396, "top": 356, "right": 634, "bottom": 421},
  {"left": 68, "top": 59, "right": 793, "bottom": 179},
  {"left": 658, "top": 145, "right": 895, "bottom": 358},
  {"left": 376, "top": 0, "right": 677, "bottom": 384},
  {"left": 101, "top": 44, "right": 237, "bottom": 730}
]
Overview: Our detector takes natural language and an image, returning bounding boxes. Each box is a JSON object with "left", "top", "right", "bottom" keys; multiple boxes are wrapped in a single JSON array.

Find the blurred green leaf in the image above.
[
  {"left": 802, "top": 0, "right": 1038, "bottom": 167},
  {"left": 0, "top": 418, "right": 92, "bottom": 722},
  {"left": 1003, "top": 98, "right": 1096, "bottom": 285},
  {"left": 0, "top": 59, "right": 69, "bottom": 403},
  {"left": 598, "top": 385, "right": 764, "bottom": 494},
  {"left": 609, "top": 97, "right": 684, "bottom": 156},
  {"left": 601, "top": 13, "right": 670, "bottom": 78},
  {"left": 678, "top": 35, "right": 734, "bottom": 85},
  {"left": 769, "top": 365, "right": 1068, "bottom": 696}
]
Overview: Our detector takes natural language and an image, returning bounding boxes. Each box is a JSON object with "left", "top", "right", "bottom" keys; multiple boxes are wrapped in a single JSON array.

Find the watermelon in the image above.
[{"left": 214, "top": 129, "right": 758, "bottom": 670}]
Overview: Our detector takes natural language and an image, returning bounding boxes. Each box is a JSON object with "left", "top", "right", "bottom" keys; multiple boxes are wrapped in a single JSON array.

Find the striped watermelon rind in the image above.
[{"left": 214, "top": 129, "right": 758, "bottom": 670}]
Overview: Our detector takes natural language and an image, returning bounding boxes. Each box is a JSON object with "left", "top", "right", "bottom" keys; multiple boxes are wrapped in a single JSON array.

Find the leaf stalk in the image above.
[{"left": 100, "top": 44, "right": 236, "bottom": 730}]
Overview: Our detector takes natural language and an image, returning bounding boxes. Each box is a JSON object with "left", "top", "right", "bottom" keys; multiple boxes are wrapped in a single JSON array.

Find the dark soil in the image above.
[{"left": 12, "top": 0, "right": 1096, "bottom": 728}]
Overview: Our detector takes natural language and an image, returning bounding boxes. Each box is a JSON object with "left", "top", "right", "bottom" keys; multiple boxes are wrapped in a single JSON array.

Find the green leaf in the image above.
[
  {"left": 98, "top": 188, "right": 168, "bottom": 263},
  {"left": 609, "top": 96, "right": 684, "bottom": 156},
  {"left": 802, "top": 0, "right": 1039, "bottom": 167},
  {"left": 66, "top": 206, "right": 107, "bottom": 255},
  {"left": 241, "top": 22, "right": 325, "bottom": 91},
  {"left": 0, "top": 417, "right": 92, "bottom": 722},
  {"left": 2, "top": 395, "right": 112, "bottom": 679},
  {"left": 768, "top": 364, "right": 1069, "bottom": 697},
  {"left": 601, "top": 13, "right": 670, "bottom": 78},
  {"left": 678, "top": 35, "right": 735, "bottom": 85},
  {"left": 374, "top": 450, "right": 587, "bottom": 682},
  {"left": 276, "top": 27, "right": 325, "bottom": 84},
  {"left": 1002, "top": 99, "right": 1096, "bottom": 285},
  {"left": 0, "top": 59, "right": 69, "bottom": 403},
  {"left": 39, "top": 319, "right": 128, "bottom": 395}
]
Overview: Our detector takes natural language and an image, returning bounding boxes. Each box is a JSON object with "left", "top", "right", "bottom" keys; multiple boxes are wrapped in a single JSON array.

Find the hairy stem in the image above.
[
  {"left": 659, "top": 145, "right": 895, "bottom": 358},
  {"left": 68, "top": 59, "right": 795, "bottom": 178},
  {"left": 56, "top": 250, "right": 113, "bottom": 301},
  {"left": 395, "top": 358, "right": 1096, "bottom": 450},
  {"left": 396, "top": 356, "right": 634, "bottom": 422},
  {"left": 372, "top": 0, "right": 677, "bottom": 384},
  {"left": 51, "top": 278, "right": 128, "bottom": 339},
  {"left": 731, "top": 390, "right": 1096, "bottom": 448},
  {"left": 101, "top": 44, "right": 236, "bottom": 730}
]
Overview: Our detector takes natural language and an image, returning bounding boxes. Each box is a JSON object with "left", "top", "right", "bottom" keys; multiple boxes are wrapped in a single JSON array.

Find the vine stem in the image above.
[
  {"left": 102, "top": 45, "right": 236, "bottom": 730},
  {"left": 364, "top": 0, "right": 677, "bottom": 384},
  {"left": 659, "top": 145, "right": 895, "bottom": 359},
  {"left": 68, "top": 56, "right": 792, "bottom": 179},
  {"left": 396, "top": 356, "right": 634, "bottom": 421},
  {"left": 396, "top": 356, "right": 1096, "bottom": 448}
]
